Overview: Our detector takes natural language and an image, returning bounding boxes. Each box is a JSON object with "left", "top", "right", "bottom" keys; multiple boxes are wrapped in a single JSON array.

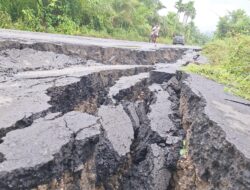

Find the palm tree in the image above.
[
  {"left": 175, "top": 0, "right": 184, "bottom": 21},
  {"left": 182, "top": 1, "right": 196, "bottom": 25}
]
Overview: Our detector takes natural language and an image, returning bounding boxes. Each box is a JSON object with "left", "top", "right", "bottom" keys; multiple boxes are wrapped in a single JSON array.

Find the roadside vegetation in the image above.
[
  {"left": 0, "top": 0, "right": 208, "bottom": 45},
  {"left": 185, "top": 10, "right": 250, "bottom": 100}
]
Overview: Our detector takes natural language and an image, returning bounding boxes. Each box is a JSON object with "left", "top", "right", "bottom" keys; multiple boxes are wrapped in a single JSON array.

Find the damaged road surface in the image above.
[{"left": 0, "top": 29, "right": 250, "bottom": 190}]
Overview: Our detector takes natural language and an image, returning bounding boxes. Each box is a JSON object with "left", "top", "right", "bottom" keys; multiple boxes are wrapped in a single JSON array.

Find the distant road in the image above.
[{"left": 0, "top": 29, "right": 200, "bottom": 51}]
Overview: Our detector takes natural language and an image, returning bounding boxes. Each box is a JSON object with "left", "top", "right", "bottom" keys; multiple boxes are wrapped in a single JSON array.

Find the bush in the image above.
[
  {"left": 21, "top": 9, "right": 42, "bottom": 31},
  {"left": 203, "top": 35, "right": 250, "bottom": 76},
  {"left": 56, "top": 16, "right": 79, "bottom": 35},
  {"left": 0, "top": 11, "right": 12, "bottom": 28},
  {"left": 185, "top": 35, "right": 250, "bottom": 100}
]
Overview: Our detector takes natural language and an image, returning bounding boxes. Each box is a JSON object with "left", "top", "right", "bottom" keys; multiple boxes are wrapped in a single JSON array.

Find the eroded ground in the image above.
[{"left": 0, "top": 30, "right": 249, "bottom": 190}]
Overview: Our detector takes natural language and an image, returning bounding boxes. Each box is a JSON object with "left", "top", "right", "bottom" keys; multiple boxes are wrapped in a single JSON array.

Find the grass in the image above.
[
  {"left": 184, "top": 35, "right": 250, "bottom": 100},
  {"left": 180, "top": 140, "right": 188, "bottom": 157},
  {"left": 184, "top": 64, "right": 250, "bottom": 100}
]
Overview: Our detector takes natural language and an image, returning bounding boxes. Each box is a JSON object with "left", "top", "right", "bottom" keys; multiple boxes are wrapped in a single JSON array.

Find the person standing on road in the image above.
[{"left": 150, "top": 24, "right": 160, "bottom": 46}]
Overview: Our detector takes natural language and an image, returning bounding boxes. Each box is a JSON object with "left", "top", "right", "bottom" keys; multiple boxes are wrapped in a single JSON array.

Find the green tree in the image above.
[
  {"left": 216, "top": 9, "right": 250, "bottom": 38},
  {"left": 175, "top": 0, "right": 185, "bottom": 20},
  {"left": 182, "top": 1, "right": 196, "bottom": 25},
  {"left": 0, "top": 0, "right": 208, "bottom": 44}
]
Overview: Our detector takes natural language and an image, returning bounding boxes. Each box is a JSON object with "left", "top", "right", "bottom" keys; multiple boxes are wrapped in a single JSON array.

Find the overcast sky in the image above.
[{"left": 159, "top": 0, "right": 250, "bottom": 33}]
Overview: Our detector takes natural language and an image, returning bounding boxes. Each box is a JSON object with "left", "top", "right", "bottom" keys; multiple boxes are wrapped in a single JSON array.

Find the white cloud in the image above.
[{"left": 159, "top": 0, "right": 250, "bottom": 33}]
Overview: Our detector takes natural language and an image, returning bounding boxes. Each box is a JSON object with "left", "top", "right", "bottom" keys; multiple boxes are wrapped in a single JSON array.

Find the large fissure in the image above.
[
  {"left": 0, "top": 67, "right": 151, "bottom": 143},
  {"left": 169, "top": 73, "right": 250, "bottom": 190},
  {"left": 0, "top": 37, "right": 249, "bottom": 190},
  {"left": 0, "top": 64, "right": 184, "bottom": 189}
]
